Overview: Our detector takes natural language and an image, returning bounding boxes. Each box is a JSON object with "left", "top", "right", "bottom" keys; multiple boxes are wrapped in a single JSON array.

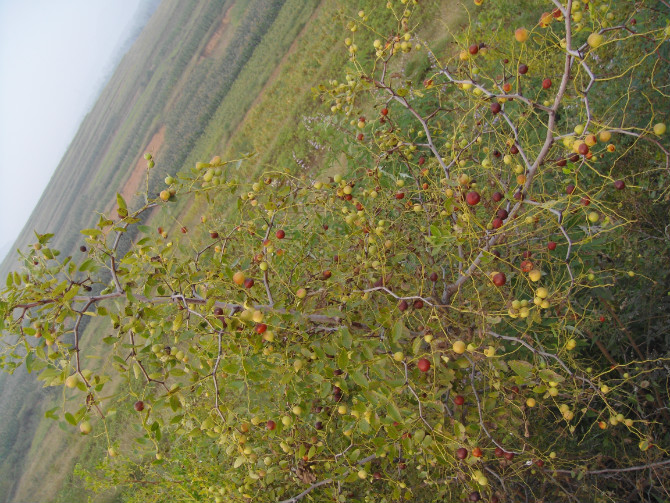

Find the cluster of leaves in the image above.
[{"left": 2, "top": 1, "right": 670, "bottom": 502}]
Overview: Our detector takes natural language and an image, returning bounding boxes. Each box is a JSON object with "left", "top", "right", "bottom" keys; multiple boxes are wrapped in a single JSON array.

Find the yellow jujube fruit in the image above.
[
  {"left": 453, "top": 341, "right": 466, "bottom": 354},
  {"left": 514, "top": 27, "right": 529, "bottom": 42}
]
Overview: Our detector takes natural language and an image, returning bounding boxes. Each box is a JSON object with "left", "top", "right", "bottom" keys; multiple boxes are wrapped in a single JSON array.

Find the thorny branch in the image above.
[{"left": 277, "top": 455, "right": 376, "bottom": 503}]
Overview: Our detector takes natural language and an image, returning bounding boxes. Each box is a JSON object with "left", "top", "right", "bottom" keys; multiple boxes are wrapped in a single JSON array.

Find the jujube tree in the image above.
[{"left": 2, "top": 1, "right": 670, "bottom": 502}]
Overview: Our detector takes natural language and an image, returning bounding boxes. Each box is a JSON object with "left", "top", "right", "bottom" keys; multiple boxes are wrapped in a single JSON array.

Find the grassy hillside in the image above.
[{"left": 0, "top": 0, "right": 455, "bottom": 501}]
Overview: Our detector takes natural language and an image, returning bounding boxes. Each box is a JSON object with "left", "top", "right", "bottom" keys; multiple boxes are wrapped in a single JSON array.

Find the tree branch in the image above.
[{"left": 278, "top": 455, "right": 376, "bottom": 503}]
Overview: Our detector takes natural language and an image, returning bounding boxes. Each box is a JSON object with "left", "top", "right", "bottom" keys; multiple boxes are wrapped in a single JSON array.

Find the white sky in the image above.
[{"left": 0, "top": 0, "right": 147, "bottom": 261}]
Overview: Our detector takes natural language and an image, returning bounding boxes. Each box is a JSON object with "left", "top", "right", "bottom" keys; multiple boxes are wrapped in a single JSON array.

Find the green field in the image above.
[{"left": 0, "top": 1, "right": 454, "bottom": 501}]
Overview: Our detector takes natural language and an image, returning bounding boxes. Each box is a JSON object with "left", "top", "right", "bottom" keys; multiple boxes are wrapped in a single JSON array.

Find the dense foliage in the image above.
[{"left": 2, "top": 1, "right": 669, "bottom": 502}]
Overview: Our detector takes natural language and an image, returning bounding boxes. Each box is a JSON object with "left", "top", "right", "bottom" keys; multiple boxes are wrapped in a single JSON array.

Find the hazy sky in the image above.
[{"left": 0, "top": 0, "right": 149, "bottom": 261}]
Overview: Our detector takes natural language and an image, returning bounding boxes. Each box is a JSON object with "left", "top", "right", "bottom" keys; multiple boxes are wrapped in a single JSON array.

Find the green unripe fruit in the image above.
[
  {"left": 65, "top": 375, "right": 79, "bottom": 388},
  {"left": 587, "top": 32, "right": 604, "bottom": 48},
  {"left": 80, "top": 421, "right": 92, "bottom": 435}
]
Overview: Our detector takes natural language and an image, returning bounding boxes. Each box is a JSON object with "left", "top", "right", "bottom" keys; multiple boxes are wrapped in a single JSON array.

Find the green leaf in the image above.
[
  {"left": 45, "top": 407, "right": 59, "bottom": 420},
  {"left": 385, "top": 424, "right": 400, "bottom": 439},
  {"left": 112, "top": 356, "right": 126, "bottom": 366},
  {"left": 64, "top": 412, "right": 77, "bottom": 426},
  {"left": 339, "top": 327, "right": 352, "bottom": 349},
  {"left": 25, "top": 352, "right": 35, "bottom": 372},
  {"left": 392, "top": 320, "right": 406, "bottom": 343},
  {"left": 63, "top": 285, "right": 80, "bottom": 302},
  {"left": 337, "top": 350, "right": 349, "bottom": 370},
  {"left": 453, "top": 420, "right": 466, "bottom": 439},
  {"left": 152, "top": 421, "right": 162, "bottom": 441},
  {"left": 538, "top": 369, "right": 565, "bottom": 383},
  {"left": 412, "top": 336, "right": 422, "bottom": 355},
  {"left": 361, "top": 390, "right": 380, "bottom": 406},
  {"left": 220, "top": 361, "right": 240, "bottom": 374},
  {"left": 80, "top": 228, "right": 102, "bottom": 237},
  {"left": 79, "top": 259, "right": 95, "bottom": 272},
  {"left": 387, "top": 377, "right": 405, "bottom": 388},
  {"left": 37, "top": 367, "right": 61, "bottom": 382},
  {"left": 508, "top": 360, "right": 534, "bottom": 379},
  {"left": 52, "top": 281, "right": 68, "bottom": 296},
  {"left": 351, "top": 370, "right": 368, "bottom": 388},
  {"left": 172, "top": 312, "right": 183, "bottom": 331},
  {"left": 116, "top": 193, "right": 127, "bottom": 211},
  {"left": 35, "top": 232, "right": 54, "bottom": 245},
  {"left": 97, "top": 215, "right": 114, "bottom": 228},
  {"left": 387, "top": 402, "right": 402, "bottom": 422}
]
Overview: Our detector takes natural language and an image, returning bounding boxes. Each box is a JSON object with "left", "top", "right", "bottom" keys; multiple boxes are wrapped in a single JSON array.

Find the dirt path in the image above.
[
  {"left": 200, "top": 4, "right": 233, "bottom": 60},
  {"left": 104, "top": 125, "right": 166, "bottom": 215}
]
